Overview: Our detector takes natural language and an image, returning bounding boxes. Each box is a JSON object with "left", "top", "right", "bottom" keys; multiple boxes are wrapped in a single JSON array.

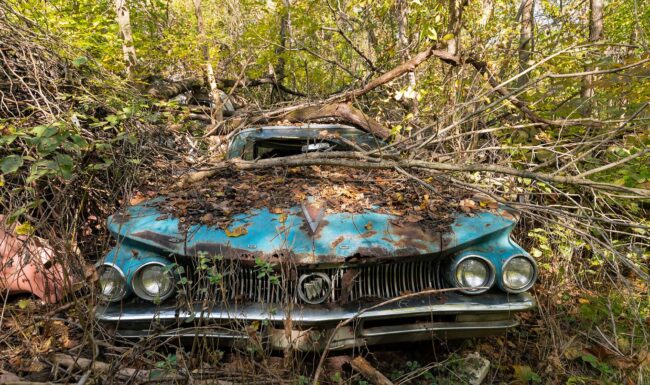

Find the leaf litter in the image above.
[{"left": 153, "top": 165, "right": 491, "bottom": 232}]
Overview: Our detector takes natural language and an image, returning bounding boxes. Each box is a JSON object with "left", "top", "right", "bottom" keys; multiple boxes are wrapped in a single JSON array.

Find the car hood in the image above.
[{"left": 107, "top": 198, "right": 519, "bottom": 265}]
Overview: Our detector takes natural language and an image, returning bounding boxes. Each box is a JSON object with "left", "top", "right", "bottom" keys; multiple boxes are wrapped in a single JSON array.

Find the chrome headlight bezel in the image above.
[
  {"left": 453, "top": 255, "right": 496, "bottom": 294},
  {"left": 131, "top": 262, "right": 175, "bottom": 302},
  {"left": 501, "top": 254, "right": 537, "bottom": 293},
  {"left": 97, "top": 263, "right": 127, "bottom": 302}
]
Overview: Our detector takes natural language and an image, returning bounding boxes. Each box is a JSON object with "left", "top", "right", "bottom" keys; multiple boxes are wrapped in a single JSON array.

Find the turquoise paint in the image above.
[{"left": 104, "top": 197, "right": 529, "bottom": 292}]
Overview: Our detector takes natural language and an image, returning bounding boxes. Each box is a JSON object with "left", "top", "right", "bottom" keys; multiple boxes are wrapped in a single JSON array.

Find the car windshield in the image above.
[{"left": 227, "top": 124, "right": 385, "bottom": 160}]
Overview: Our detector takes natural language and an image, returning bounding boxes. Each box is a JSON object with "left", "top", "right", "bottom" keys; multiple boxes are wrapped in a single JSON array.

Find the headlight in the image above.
[
  {"left": 454, "top": 256, "right": 495, "bottom": 294},
  {"left": 132, "top": 262, "right": 175, "bottom": 301},
  {"left": 97, "top": 264, "right": 127, "bottom": 302},
  {"left": 502, "top": 255, "right": 537, "bottom": 292}
]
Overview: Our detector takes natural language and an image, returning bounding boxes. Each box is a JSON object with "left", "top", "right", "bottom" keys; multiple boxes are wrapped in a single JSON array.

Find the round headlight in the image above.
[
  {"left": 97, "top": 264, "right": 127, "bottom": 302},
  {"left": 132, "top": 263, "right": 174, "bottom": 301},
  {"left": 502, "top": 255, "right": 537, "bottom": 292},
  {"left": 454, "top": 256, "right": 495, "bottom": 294}
]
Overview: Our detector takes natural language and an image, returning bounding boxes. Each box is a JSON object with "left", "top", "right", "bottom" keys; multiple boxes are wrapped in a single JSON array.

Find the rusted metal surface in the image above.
[{"left": 107, "top": 198, "right": 518, "bottom": 267}]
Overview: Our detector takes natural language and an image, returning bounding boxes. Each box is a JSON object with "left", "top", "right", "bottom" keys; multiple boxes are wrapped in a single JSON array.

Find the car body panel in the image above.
[{"left": 97, "top": 124, "right": 537, "bottom": 350}]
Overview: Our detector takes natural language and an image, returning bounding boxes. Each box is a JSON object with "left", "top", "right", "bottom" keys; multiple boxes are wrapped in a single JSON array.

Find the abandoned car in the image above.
[{"left": 96, "top": 124, "right": 537, "bottom": 351}]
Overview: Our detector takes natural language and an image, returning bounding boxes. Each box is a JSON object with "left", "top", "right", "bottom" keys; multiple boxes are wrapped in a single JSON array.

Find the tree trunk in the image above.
[
  {"left": 517, "top": 0, "right": 534, "bottom": 87},
  {"left": 446, "top": 0, "right": 466, "bottom": 56},
  {"left": 581, "top": 0, "right": 604, "bottom": 113},
  {"left": 396, "top": 0, "right": 418, "bottom": 125},
  {"left": 273, "top": 0, "right": 291, "bottom": 101},
  {"left": 193, "top": 0, "right": 223, "bottom": 125},
  {"left": 480, "top": 0, "right": 494, "bottom": 26},
  {"left": 113, "top": 0, "right": 137, "bottom": 76}
]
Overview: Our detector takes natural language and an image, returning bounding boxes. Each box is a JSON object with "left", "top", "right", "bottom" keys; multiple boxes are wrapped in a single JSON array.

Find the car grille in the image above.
[{"left": 188, "top": 259, "right": 446, "bottom": 304}]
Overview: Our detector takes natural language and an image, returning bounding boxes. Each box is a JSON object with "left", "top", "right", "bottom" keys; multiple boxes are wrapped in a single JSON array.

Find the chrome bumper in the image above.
[{"left": 97, "top": 292, "right": 535, "bottom": 350}]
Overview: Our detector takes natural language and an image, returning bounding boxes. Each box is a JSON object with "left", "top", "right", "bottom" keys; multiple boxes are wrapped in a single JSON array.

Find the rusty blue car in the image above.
[{"left": 96, "top": 124, "right": 537, "bottom": 351}]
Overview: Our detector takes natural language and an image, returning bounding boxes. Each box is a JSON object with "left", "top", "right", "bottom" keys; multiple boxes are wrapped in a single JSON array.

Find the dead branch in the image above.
[
  {"left": 311, "top": 287, "right": 465, "bottom": 385},
  {"left": 283, "top": 103, "right": 393, "bottom": 139},
  {"left": 336, "top": 47, "right": 457, "bottom": 102},
  {"left": 176, "top": 151, "right": 650, "bottom": 197},
  {"left": 51, "top": 353, "right": 149, "bottom": 381},
  {"left": 349, "top": 356, "right": 395, "bottom": 385},
  {"left": 146, "top": 78, "right": 202, "bottom": 99}
]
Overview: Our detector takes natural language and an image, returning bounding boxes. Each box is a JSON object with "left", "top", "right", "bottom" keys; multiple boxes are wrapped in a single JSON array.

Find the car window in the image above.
[{"left": 227, "top": 125, "right": 385, "bottom": 160}]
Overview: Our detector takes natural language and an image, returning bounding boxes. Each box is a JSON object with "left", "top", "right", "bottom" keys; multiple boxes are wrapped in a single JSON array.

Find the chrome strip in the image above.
[
  {"left": 360, "top": 320, "right": 518, "bottom": 337},
  {"left": 98, "top": 292, "right": 535, "bottom": 324}
]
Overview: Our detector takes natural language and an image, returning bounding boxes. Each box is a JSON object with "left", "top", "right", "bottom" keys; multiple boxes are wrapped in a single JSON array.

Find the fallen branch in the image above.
[
  {"left": 176, "top": 151, "right": 650, "bottom": 197},
  {"left": 311, "top": 287, "right": 466, "bottom": 385},
  {"left": 51, "top": 353, "right": 149, "bottom": 381},
  {"left": 350, "top": 357, "right": 395, "bottom": 385},
  {"left": 145, "top": 78, "right": 201, "bottom": 99},
  {"left": 283, "top": 103, "right": 394, "bottom": 140}
]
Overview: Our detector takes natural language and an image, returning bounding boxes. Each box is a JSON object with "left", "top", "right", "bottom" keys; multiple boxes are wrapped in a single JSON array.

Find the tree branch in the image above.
[{"left": 176, "top": 151, "right": 650, "bottom": 197}]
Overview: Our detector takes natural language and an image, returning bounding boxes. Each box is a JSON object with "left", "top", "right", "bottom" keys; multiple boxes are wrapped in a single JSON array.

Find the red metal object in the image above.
[{"left": 0, "top": 221, "right": 67, "bottom": 303}]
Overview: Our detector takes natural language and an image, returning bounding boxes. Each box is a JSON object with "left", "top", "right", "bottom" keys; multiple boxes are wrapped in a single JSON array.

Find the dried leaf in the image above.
[
  {"left": 225, "top": 226, "right": 248, "bottom": 237},
  {"left": 459, "top": 198, "right": 477, "bottom": 213}
]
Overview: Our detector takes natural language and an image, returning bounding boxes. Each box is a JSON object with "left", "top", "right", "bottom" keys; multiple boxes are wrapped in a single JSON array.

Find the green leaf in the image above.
[
  {"left": 72, "top": 56, "right": 88, "bottom": 67},
  {"left": 17, "top": 299, "right": 30, "bottom": 309},
  {"left": 15, "top": 222, "right": 35, "bottom": 236},
  {"left": 0, "top": 155, "right": 23, "bottom": 174},
  {"left": 426, "top": 26, "right": 437, "bottom": 41},
  {"left": 31, "top": 125, "right": 58, "bottom": 138},
  {"left": 51, "top": 154, "right": 74, "bottom": 179}
]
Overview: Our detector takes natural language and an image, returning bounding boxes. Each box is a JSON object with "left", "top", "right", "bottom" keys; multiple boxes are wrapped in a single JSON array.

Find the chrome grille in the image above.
[
  {"left": 188, "top": 259, "right": 445, "bottom": 304},
  {"left": 346, "top": 259, "right": 445, "bottom": 301}
]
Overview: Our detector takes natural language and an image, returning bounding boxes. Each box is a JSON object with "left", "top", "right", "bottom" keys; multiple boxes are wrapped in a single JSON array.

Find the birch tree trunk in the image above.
[
  {"left": 193, "top": 0, "right": 223, "bottom": 125},
  {"left": 581, "top": 0, "right": 604, "bottom": 113},
  {"left": 480, "top": 0, "right": 494, "bottom": 27},
  {"left": 517, "top": 0, "right": 534, "bottom": 87},
  {"left": 396, "top": 0, "right": 418, "bottom": 123},
  {"left": 114, "top": 0, "right": 137, "bottom": 76}
]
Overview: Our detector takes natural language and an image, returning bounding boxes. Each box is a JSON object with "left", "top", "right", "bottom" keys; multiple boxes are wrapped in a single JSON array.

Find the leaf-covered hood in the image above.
[{"left": 107, "top": 198, "right": 519, "bottom": 265}]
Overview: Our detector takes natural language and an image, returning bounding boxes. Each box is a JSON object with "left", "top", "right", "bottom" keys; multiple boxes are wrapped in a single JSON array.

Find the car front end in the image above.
[{"left": 96, "top": 198, "right": 537, "bottom": 352}]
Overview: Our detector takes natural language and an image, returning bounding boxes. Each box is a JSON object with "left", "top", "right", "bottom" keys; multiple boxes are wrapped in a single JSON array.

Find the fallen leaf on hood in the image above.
[
  {"left": 405, "top": 214, "right": 424, "bottom": 223},
  {"left": 129, "top": 192, "right": 147, "bottom": 205},
  {"left": 364, "top": 222, "right": 373, "bottom": 231},
  {"left": 225, "top": 226, "right": 248, "bottom": 237},
  {"left": 459, "top": 198, "right": 477, "bottom": 213}
]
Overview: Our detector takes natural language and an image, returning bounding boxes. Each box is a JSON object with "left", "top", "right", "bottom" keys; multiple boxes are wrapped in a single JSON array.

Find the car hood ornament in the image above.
[{"left": 301, "top": 196, "right": 326, "bottom": 234}]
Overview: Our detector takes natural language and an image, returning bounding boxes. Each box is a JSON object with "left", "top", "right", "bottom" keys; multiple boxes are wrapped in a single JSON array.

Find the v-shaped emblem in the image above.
[{"left": 301, "top": 196, "right": 326, "bottom": 234}]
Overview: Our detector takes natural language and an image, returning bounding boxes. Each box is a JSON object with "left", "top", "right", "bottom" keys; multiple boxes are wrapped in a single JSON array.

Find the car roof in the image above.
[{"left": 234, "top": 123, "right": 362, "bottom": 138}]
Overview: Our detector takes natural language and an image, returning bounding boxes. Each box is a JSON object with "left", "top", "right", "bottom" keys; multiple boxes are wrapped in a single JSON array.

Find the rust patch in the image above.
[
  {"left": 299, "top": 218, "right": 329, "bottom": 237},
  {"left": 498, "top": 208, "right": 519, "bottom": 221},
  {"left": 186, "top": 242, "right": 264, "bottom": 262},
  {"left": 339, "top": 268, "right": 359, "bottom": 305},
  {"left": 388, "top": 222, "right": 446, "bottom": 253},
  {"left": 359, "top": 230, "right": 377, "bottom": 239},
  {"left": 111, "top": 211, "right": 132, "bottom": 225},
  {"left": 331, "top": 236, "right": 345, "bottom": 248},
  {"left": 131, "top": 230, "right": 184, "bottom": 251}
]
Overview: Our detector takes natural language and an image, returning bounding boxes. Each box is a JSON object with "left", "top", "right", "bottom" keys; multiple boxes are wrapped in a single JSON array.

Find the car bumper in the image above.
[{"left": 97, "top": 292, "right": 535, "bottom": 351}]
